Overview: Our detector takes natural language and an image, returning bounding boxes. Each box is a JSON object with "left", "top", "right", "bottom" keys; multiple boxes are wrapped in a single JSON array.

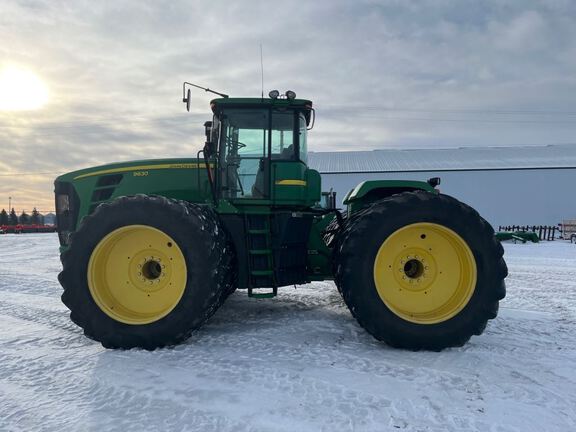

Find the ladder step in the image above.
[
  {"left": 249, "top": 292, "right": 277, "bottom": 299},
  {"left": 248, "top": 229, "right": 268, "bottom": 234},
  {"left": 248, "top": 287, "right": 278, "bottom": 298},
  {"left": 250, "top": 270, "right": 274, "bottom": 276},
  {"left": 245, "top": 214, "right": 276, "bottom": 293},
  {"left": 249, "top": 249, "right": 272, "bottom": 255}
]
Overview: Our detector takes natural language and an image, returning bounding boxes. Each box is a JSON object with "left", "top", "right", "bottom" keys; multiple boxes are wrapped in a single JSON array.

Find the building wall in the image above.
[{"left": 319, "top": 168, "right": 575, "bottom": 227}]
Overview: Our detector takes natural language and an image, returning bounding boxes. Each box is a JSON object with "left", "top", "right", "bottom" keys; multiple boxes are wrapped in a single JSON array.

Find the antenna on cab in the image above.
[{"left": 260, "top": 44, "right": 264, "bottom": 99}]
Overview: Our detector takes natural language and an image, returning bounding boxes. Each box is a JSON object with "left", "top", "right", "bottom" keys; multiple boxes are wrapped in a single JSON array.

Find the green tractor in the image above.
[{"left": 54, "top": 85, "right": 507, "bottom": 351}]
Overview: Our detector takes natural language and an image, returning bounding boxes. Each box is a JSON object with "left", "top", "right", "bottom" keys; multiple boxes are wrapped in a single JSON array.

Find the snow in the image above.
[{"left": 1, "top": 233, "right": 575, "bottom": 432}]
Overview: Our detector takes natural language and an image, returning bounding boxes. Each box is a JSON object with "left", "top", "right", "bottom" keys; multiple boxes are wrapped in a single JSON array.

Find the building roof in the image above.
[{"left": 308, "top": 144, "right": 576, "bottom": 173}]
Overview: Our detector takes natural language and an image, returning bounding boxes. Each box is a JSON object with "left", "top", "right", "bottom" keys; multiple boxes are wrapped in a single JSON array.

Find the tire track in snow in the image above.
[
  {"left": 0, "top": 348, "right": 259, "bottom": 432},
  {"left": 0, "top": 297, "right": 79, "bottom": 336}
]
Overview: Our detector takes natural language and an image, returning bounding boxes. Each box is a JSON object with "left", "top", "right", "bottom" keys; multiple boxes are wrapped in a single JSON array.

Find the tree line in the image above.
[{"left": 0, "top": 208, "right": 45, "bottom": 225}]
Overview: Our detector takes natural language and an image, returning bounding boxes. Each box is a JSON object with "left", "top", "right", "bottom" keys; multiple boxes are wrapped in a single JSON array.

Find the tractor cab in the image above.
[{"left": 205, "top": 94, "right": 321, "bottom": 207}]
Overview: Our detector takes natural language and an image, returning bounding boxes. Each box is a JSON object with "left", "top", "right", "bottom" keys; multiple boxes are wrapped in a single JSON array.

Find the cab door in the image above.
[
  {"left": 219, "top": 109, "right": 270, "bottom": 200},
  {"left": 270, "top": 110, "right": 315, "bottom": 205}
]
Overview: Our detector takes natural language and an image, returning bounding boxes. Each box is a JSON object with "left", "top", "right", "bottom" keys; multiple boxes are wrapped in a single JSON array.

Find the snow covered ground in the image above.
[{"left": 0, "top": 233, "right": 575, "bottom": 432}]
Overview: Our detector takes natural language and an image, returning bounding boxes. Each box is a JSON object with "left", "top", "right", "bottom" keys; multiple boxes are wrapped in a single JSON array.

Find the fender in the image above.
[{"left": 343, "top": 180, "right": 438, "bottom": 212}]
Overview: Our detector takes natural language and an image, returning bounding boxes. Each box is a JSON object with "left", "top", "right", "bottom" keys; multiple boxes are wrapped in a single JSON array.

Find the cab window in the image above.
[
  {"left": 298, "top": 113, "right": 308, "bottom": 163},
  {"left": 271, "top": 110, "right": 296, "bottom": 160},
  {"left": 220, "top": 109, "right": 268, "bottom": 198}
]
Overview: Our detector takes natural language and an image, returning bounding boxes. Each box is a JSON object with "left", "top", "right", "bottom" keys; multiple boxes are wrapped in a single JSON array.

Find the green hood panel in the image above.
[
  {"left": 55, "top": 158, "right": 213, "bottom": 231},
  {"left": 56, "top": 158, "right": 210, "bottom": 183}
]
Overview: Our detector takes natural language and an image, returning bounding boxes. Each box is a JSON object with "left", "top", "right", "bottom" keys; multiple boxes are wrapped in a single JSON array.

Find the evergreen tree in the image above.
[
  {"left": 19, "top": 211, "right": 30, "bottom": 224},
  {"left": 31, "top": 207, "right": 41, "bottom": 224},
  {"left": 9, "top": 208, "right": 18, "bottom": 225},
  {"left": 0, "top": 209, "right": 8, "bottom": 225}
]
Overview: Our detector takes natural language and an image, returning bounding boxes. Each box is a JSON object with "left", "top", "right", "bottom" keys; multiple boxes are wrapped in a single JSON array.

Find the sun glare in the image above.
[{"left": 0, "top": 66, "right": 49, "bottom": 111}]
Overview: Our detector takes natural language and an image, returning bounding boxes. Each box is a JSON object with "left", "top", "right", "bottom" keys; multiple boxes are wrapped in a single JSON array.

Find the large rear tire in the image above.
[
  {"left": 323, "top": 211, "right": 347, "bottom": 297},
  {"left": 335, "top": 191, "right": 507, "bottom": 351},
  {"left": 59, "top": 195, "right": 233, "bottom": 350},
  {"left": 323, "top": 211, "right": 347, "bottom": 249}
]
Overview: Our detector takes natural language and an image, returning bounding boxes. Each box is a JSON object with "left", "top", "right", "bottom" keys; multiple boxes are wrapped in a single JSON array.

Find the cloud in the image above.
[{"left": 1, "top": 0, "right": 575, "bottom": 211}]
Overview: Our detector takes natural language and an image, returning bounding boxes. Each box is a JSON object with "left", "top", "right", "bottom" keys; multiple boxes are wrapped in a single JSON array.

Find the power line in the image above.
[
  {"left": 322, "top": 105, "right": 576, "bottom": 115},
  {"left": 0, "top": 172, "right": 61, "bottom": 177},
  {"left": 0, "top": 114, "right": 206, "bottom": 131},
  {"left": 319, "top": 113, "right": 576, "bottom": 124},
  {"left": 1, "top": 106, "right": 576, "bottom": 133},
  {"left": 0, "top": 117, "right": 573, "bottom": 141},
  {"left": 0, "top": 210, "right": 56, "bottom": 213}
]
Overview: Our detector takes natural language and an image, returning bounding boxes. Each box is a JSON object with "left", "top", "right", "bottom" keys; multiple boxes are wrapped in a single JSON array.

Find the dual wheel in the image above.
[
  {"left": 59, "top": 195, "right": 234, "bottom": 350},
  {"left": 334, "top": 191, "right": 507, "bottom": 350}
]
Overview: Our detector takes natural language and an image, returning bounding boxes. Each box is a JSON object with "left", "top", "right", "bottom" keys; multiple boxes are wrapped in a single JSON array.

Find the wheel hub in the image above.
[
  {"left": 392, "top": 247, "right": 438, "bottom": 293},
  {"left": 142, "top": 259, "right": 163, "bottom": 281},
  {"left": 128, "top": 250, "right": 172, "bottom": 293},
  {"left": 403, "top": 258, "right": 424, "bottom": 279}
]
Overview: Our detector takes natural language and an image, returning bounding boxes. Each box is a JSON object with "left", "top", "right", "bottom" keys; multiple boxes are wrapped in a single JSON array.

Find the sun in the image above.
[{"left": 0, "top": 66, "right": 49, "bottom": 111}]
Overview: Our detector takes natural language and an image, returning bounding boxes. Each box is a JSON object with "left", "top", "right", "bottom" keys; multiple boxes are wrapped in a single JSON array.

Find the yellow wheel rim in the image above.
[
  {"left": 373, "top": 223, "right": 477, "bottom": 324},
  {"left": 87, "top": 225, "right": 187, "bottom": 325}
]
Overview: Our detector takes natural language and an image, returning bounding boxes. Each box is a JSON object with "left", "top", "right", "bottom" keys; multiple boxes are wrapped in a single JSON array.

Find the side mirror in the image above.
[
  {"left": 307, "top": 108, "right": 316, "bottom": 130},
  {"left": 182, "top": 88, "right": 191, "bottom": 112}
]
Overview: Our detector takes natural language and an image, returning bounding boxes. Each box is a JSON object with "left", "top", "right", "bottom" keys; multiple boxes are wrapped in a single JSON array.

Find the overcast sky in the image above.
[{"left": 1, "top": 0, "right": 575, "bottom": 212}]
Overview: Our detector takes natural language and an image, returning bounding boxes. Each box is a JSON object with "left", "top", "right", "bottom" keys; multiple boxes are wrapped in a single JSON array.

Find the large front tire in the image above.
[
  {"left": 335, "top": 191, "right": 507, "bottom": 351},
  {"left": 59, "top": 195, "right": 233, "bottom": 350}
]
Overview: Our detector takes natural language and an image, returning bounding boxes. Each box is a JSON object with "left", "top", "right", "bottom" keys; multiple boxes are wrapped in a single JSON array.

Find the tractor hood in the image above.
[
  {"left": 55, "top": 158, "right": 209, "bottom": 183},
  {"left": 54, "top": 158, "right": 214, "bottom": 249}
]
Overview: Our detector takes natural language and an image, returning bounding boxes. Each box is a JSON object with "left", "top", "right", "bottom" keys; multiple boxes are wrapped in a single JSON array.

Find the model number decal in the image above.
[{"left": 133, "top": 171, "right": 149, "bottom": 177}]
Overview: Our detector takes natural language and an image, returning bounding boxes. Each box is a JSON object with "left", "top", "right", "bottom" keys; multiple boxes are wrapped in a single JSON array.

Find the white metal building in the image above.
[{"left": 308, "top": 144, "right": 576, "bottom": 227}]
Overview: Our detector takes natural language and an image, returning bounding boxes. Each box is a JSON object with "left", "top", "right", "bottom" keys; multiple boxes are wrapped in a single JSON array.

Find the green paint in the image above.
[
  {"left": 495, "top": 231, "right": 540, "bottom": 243},
  {"left": 344, "top": 180, "right": 436, "bottom": 213},
  {"left": 55, "top": 158, "right": 212, "bottom": 230},
  {"left": 269, "top": 162, "right": 320, "bottom": 206},
  {"left": 307, "top": 213, "right": 335, "bottom": 281},
  {"left": 344, "top": 180, "right": 435, "bottom": 204}
]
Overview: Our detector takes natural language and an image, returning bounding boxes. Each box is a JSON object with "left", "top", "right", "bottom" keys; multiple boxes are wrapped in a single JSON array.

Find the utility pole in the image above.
[{"left": 8, "top": 196, "right": 11, "bottom": 213}]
